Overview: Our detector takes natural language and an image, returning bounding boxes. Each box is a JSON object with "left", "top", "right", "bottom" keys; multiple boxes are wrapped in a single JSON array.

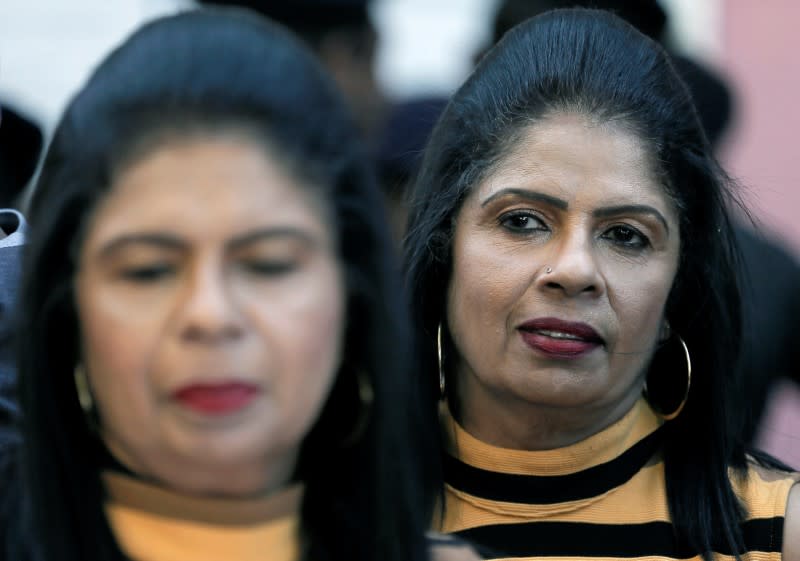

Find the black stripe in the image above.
[
  {"left": 454, "top": 518, "right": 783, "bottom": 559},
  {"left": 445, "top": 427, "right": 663, "bottom": 504}
]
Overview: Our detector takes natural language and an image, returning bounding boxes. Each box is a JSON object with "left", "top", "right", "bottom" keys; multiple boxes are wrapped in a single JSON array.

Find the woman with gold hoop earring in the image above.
[
  {"left": 1, "top": 10, "right": 478, "bottom": 561},
  {"left": 405, "top": 8, "right": 799, "bottom": 560}
]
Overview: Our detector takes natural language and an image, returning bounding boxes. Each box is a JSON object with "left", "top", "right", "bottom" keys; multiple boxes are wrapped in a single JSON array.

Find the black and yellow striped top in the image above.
[{"left": 438, "top": 399, "right": 798, "bottom": 560}]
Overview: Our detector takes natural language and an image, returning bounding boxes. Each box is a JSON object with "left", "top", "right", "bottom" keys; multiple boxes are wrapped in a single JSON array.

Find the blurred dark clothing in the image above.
[
  {"left": 376, "top": 97, "right": 448, "bottom": 243},
  {"left": 198, "top": 0, "right": 371, "bottom": 36},
  {"left": 735, "top": 226, "right": 800, "bottom": 442},
  {"left": 670, "top": 55, "right": 733, "bottom": 147},
  {"left": 0, "top": 209, "right": 25, "bottom": 448},
  {"left": 0, "top": 105, "right": 43, "bottom": 208},
  {"left": 377, "top": 97, "right": 448, "bottom": 193},
  {"left": 491, "top": 0, "right": 667, "bottom": 45}
]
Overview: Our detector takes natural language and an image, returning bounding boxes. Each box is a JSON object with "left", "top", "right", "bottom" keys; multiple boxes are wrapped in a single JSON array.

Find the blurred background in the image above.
[
  {"left": 4, "top": 1, "right": 799, "bottom": 246},
  {"left": 1, "top": 0, "right": 798, "bottom": 464}
]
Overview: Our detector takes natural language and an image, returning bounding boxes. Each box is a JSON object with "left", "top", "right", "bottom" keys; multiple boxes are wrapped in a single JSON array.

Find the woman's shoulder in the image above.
[
  {"left": 733, "top": 457, "right": 799, "bottom": 512},
  {"left": 735, "top": 457, "right": 800, "bottom": 560},
  {"left": 745, "top": 458, "right": 800, "bottom": 482},
  {"left": 784, "top": 480, "right": 800, "bottom": 561},
  {"left": 427, "top": 533, "right": 482, "bottom": 561}
]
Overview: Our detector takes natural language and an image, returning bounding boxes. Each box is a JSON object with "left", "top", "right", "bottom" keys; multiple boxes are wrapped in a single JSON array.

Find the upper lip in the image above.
[{"left": 518, "top": 317, "right": 604, "bottom": 344}]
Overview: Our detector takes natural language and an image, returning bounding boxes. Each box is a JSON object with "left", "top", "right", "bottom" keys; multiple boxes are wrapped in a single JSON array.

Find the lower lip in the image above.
[
  {"left": 519, "top": 330, "right": 601, "bottom": 358},
  {"left": 173, "top": 384, "right": 259, "bottom": 415}
]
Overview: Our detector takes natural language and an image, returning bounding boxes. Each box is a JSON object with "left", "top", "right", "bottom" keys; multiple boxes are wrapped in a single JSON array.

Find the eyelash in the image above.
[
  {"left": 241, "top": 260, "right": 296, "bottom": 276},
  {"left": 600, "top": 224, "right": 651, "bottom": 249},
  {"left": 119, "top": 259, "right": 297, "bottom": 284},
  {"left": 499, "top": 210, "right": 548, "bottom": 233},
  {"left": 499, "top": 210, "right": 651, "bottom": 249},
  {"left": 120, "top": 264, "right": 175, "bottom": 282}
]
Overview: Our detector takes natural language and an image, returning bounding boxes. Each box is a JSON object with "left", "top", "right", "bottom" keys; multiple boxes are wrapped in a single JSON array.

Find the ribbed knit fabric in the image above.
[{"left": 439, "top": 400, "right": 797, "bottom": 560}]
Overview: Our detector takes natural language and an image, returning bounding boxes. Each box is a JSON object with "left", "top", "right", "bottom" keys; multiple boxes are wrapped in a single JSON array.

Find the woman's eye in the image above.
[
  {"left": 500, "top": 211, "right": 547, "bottom": 233},
  {"left": 602, "top": 225, "right": 649, "bottom": 248},
  {"left": 242, "top": 261, "right": 296, "bottom": 276},
  {"left": 119, "top": 264, "right": 175, "bottom": 282}
]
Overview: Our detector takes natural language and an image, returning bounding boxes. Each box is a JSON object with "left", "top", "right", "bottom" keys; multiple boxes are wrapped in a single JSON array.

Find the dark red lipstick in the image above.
[
  {"left": 518, "top": 317, "right": 604, "bottom": 358},
  {"left": 172, "top": 382, "right": 259, "bottom": 415}
]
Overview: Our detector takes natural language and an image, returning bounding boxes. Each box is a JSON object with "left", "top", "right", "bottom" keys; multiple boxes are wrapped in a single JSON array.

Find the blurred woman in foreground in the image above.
[{"left": 1, "top": 9, "right": 475, "bottom": 561}]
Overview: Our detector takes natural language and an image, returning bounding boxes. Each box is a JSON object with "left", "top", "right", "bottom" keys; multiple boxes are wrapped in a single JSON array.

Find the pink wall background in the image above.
[{"left": 721, "top": 1, "right": 800, "bottom": 253}]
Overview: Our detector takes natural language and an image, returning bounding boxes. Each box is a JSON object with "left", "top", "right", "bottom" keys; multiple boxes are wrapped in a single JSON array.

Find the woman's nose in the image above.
[
  {"left": 178, "top": 263, "right": 244, "bottom": 343},
  {"left": 537, "top": 232, "right": 605, "bottom": 298}
]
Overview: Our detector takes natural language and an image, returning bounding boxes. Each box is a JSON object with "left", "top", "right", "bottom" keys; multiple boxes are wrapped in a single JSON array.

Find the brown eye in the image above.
[
  {"left": 602, "top": 225, "right": 649, "bottom": 249},
  {"left": 500, "top": 211, "right": 547, "bottom": 233}
]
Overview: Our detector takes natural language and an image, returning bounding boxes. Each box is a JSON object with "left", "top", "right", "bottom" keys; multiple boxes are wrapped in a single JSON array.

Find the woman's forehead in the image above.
[
  {"left": 83, "top": 136, "right": 334, "bottom": 251},
  {"left": 469, "top": 113, "right": 675, "bottom": 213}
]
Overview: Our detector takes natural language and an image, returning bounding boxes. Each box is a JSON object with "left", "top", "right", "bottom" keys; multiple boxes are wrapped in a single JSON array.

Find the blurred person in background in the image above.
[
  {"left": 375, "top": 96, "right": 447, "bottom": 244},
  {"left": 0, "top": 105, "right": 39, "bottom": 450},
  {"left": 0, "top": 207, "right": 25, "bottom": 452},
  {"left": 0, "top": 8, "right": 477, "bottom": 561},
  {"left": 0, "top": 103, "right": 43, "bottom": 210},
  {"left": 405, "top": 8, "right": 799, "bottom": 560},
  {"left": 198, "top": 0, "right": 405, "bottom": 247},
  {"left": 197, "top": 0, "right": 386, "bottom": 139}
]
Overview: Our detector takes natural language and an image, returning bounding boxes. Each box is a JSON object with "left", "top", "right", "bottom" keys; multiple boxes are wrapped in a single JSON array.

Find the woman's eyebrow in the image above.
[
  {"left": 97, "top": 227, "right": 321, "bottom": 259},
  {"left": 98, "top": 233, "right": 185, "bottom": 259},
  {"left": 480, "top": 188, "right": 568, "bottom": 210},
  {"left": 593, "top": 204, "right": 670, "bottom": 234},
  {"left": 226, "top": 227, "right": 319, "bottom": 251}
]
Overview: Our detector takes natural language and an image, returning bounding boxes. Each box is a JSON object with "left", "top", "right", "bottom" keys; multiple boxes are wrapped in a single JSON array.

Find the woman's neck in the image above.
[
  {"left": 103, "top": 470, "right": 303, "bottom": 525},
  {"left": 454, "top": 382, "right": 643, "bottom": 451},
  {"left": 101, "top": 435, "right": 298, "bottom": 499}
]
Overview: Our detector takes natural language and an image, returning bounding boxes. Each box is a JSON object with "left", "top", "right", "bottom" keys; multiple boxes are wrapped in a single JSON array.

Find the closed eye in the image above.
[
  {"left": 499, "top": 210, "right": 548, "bottom": 233},
  {"left": 119, "top": 263, "right": 176, "bottom": 282},
  {"left": 241, "top": 260, "right": 296, "bottom": 276}
]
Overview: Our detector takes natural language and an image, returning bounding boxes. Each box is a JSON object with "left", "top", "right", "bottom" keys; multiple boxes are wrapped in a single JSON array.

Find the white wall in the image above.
[
  {"left": 0, "top": 0, "right": 189, "bottom": 130},
  {"left": 373, "top": 0, "right": 499, "bottom": 99}
]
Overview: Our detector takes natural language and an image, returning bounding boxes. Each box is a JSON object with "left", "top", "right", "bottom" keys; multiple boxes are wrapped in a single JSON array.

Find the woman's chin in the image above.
[{"left": 503, "top": 368, "right": 613, "bottom": 407}]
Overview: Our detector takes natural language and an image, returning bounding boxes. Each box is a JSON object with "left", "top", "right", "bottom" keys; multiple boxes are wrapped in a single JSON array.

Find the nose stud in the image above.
[{"left": 545, "top": 266, "right": 552, "bottom": 274}]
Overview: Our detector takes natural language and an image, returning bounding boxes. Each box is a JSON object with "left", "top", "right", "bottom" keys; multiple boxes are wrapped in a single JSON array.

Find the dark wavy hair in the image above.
[
  {"left": 405, "top": 9, "right": 749, "bottom": 558},
  {"left": 3, "top": 9, "right": 430, "bottom": 561}
]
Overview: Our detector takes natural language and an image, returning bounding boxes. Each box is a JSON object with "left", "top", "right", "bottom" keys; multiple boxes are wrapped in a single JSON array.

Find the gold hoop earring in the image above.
[
  {"left": 74, "top": 364, "right": 93, "bottom": 413},
  {"left": 643, "top": 334, "right": 691, "bottom": 421},
  {"left": 74, "top": 364, "right": 100, "bottom": 432},
  {"left": 437, "top": 323, "right": 446, "bottom": 398},
  {"left": 342, "top": 370, "right": 374, "bottom": 447}
]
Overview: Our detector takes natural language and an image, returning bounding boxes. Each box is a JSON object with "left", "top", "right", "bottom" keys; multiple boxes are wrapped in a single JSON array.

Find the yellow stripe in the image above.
[
  {"left": 442, "top": 400, "right": 663, "bottom": 476},
  {"left": 106, "top": 504, "right": 299, "bottom": 561}
]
